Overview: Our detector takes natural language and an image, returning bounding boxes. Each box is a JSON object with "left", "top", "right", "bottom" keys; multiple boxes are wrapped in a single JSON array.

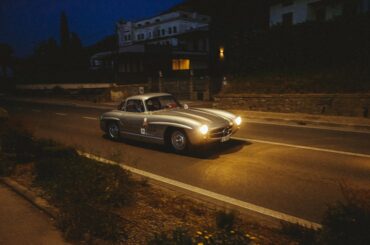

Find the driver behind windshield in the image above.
[{"left": 145, "top": 96, "right": 180, "bottom": 111}]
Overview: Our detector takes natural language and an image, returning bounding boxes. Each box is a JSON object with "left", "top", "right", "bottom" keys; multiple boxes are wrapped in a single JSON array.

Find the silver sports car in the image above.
[{"left": 100, "top": 93, "right": 242, "bottom": 152}]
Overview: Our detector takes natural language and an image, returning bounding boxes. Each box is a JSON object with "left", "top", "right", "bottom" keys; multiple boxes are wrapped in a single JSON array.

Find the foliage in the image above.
[
  {"left": 0, "top": 155, "right": 15, "bottom": 176},
  {"left": 149, "top": 211, "right": 250, "bottom": 245},
  {"left": 280, "top": 221, "right": 319, "bottom": 245},
  {"left": 58, "top": 203, "right": 126, "bottom": 241},
  {"left": 34, "top": 147, "right": 135, "bottom": 207},
  {"left": 33, "top": 145, "right": 135, "bottom": 241},
  {"left": 149, "top": 227, "right": 251, "bottom": 245},
  {"left": 320, "top": 184, "right": 370, "bottom": 245},
  {"left": 149, "top": 228, "right": 192, "bottom": 245},
  {"left": 0, "top": 120, "right": 37, "bottom": 163},
  {"left": 0, "top": 119, "right": 135, "bottom": 242},
  {"left": 215, "top": 210, "right": 235, "bottom": 230}
]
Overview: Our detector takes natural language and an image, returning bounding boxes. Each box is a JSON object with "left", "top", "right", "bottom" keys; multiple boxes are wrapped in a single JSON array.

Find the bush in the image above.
[
  {"left": 58, "top": 204, "right": 126, "bottom": 241},
  {"left": 280, "top": 221, "right": 319, "bottom": 245},
  {"left": 320, "top": 184, "right": 370, "bottom": 245},
  {"left": 0, "top": 121, "right": 37, "bottom": 163},
  {"left": 149, "top": 228, "right": 251, "bottom": 245},
  {"left": 33, "top": 146, "right": 136, "bottom": 242},
  {"left": 0, "top": 155, "right": 16, "bottom": 176},
  {"left": 34, "top": 148, "right": 135, "bottom": 207},
  {"left": 149, "top": 228, "right": 192, "bottom": 245},
  {"left": 216, "top": 210, "right": 235, "bottom": 230},
  {"left": 149, "top": 211, "right": 251, "bottom": 245}
]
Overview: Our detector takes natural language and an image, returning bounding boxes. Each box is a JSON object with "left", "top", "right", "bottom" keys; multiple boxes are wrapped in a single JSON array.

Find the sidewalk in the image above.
[
  {"left": 3, "top": 96, "right": 370, "bottom": 132},
  {"left": 0, "top": 183, "right": 68, "bottom": 245}
]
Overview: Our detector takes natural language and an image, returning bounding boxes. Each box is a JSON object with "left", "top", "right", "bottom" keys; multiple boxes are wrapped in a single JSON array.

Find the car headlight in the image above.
[
  {"left": 199, "top": 125, "right": 209, "bottom": 135},
  {"left": 234, "top": 116, "right": 242, "bottom": 126}
]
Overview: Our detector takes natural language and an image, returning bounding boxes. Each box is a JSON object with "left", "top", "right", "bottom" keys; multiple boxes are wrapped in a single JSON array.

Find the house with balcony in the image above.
[
  {"left": 91, "top": 11, "right": 211, "bottom": 84},
  {"left": 269, "top": 0, "right": 370, "bottom": 26}
]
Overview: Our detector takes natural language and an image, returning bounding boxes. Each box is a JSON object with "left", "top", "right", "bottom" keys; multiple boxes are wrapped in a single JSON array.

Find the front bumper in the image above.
[{"left": 187, "top": 126, "right": 239, "bottom": 145}]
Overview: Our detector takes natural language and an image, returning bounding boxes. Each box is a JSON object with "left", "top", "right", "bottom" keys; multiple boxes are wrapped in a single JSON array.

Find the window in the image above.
[
  {"left": 145, "top": 21, "right": 150, "bottom": 25},
  {"left": 168, "top": 27, "right": 172, "bottom": 34},
  {"left": 282, "top": 12, "right": 293, "bottom": 26},
  {"left": 119, "top": 63, "right": 126, "bottom": 72},
  {"left": 125, "top": 100, "right": 145, "bottom": 113},
  {"left": 162, "top": 29, "right": 165, "bottom": 35},
  {"left": 145, "top": 96, "right": 181, "bottom": 111},
  {"left": 155, "top": 18, "right": 160, "bottom": 22},
  {"left": 172, "top": 59, "right": 190, "bottom": 70},
  {"left": 139, "top": 61, "right": 144, "bottom": 72},
  {"left": 173, "top": 26, "right": 177, "bottom": 33},
  {"left": 282, "top": 0, "right": 293, "bottom": 7}
]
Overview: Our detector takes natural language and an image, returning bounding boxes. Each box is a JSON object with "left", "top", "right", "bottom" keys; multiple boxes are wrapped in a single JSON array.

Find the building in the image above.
[
  {"left": 91, "top": 11, "right": 211, "bottom": 84},
  {"left": 269, "top": 0, "right": 370, "bottom": 26}
]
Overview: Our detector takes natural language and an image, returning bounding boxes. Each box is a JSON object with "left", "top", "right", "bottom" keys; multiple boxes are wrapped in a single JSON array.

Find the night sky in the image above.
[{"left": 0, "top": 0, "right": 183, "bottom": 57}]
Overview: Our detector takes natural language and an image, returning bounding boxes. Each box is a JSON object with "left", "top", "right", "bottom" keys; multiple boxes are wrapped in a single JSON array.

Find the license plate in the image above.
[{"left": 221, "top": 135, "right": 230, "bottom": 142}]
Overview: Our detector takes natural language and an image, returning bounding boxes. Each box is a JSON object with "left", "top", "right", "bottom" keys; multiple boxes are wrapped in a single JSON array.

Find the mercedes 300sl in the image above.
[{"left": 100, "top": 93, "right": 242, "bottom": 152}]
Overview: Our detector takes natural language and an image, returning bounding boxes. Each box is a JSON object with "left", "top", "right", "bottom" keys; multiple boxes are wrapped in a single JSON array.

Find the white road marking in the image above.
[
  {"left": 78, "top": 151, "right": 322, "bottom": 230},
  {"left": 32, "top": 109, "right": 41, "bottom": 112},
  {"left": 55, "top": 113, "right": 67, "bottom": 116},
  {"left": 82, "top": 116, "right": 97, "bottom": 120},
  {"left": 233, "top": 137, "right": 370, "bottom": 158},
  {"left": 245, "top": 118, "right": 370, "bottom": 134}
]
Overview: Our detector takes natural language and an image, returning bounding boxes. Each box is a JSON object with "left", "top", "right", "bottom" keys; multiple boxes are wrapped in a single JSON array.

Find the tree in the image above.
[
  {"left": 60, "top": 11, "right": 70, "bottom": 51},
  {"left": 0, "top": 43, "right": 13, "bottom": 80}
]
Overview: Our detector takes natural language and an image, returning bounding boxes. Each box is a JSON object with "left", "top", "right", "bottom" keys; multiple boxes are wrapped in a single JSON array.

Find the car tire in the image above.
[
  {"left": 170, "top": 129, "right": 189, "bottom": 153},
  {"left": 107, "top": 121, "right": 120, "bottom": 140}
]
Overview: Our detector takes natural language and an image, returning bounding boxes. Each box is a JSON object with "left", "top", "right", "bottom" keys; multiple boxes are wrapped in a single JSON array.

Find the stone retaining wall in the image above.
[{"left": 213, "top": 94, "right": 370, "bottom": 118}]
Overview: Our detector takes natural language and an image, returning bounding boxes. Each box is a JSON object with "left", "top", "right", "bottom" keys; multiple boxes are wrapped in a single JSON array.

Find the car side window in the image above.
[
  {"left": 125, "top": 100, "right": 145, "bottom": 113},
  {"left": 118, "top": 100, "right": 126, "bottom": 111}
]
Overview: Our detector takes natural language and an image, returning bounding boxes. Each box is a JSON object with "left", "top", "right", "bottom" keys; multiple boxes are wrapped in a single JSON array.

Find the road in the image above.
[{"left": 2, "top": 100, "right": 370, "bottom": 224}]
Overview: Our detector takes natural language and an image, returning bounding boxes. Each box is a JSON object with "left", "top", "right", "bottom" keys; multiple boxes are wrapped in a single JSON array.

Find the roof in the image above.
[{"left": 126, "top": 93, "right": 172, "bottom": 100}]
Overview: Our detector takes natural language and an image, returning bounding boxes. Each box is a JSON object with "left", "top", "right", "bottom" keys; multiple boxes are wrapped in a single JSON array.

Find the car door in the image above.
[{"left": 120, "top": 99, "right": 147, "bottom": 136}]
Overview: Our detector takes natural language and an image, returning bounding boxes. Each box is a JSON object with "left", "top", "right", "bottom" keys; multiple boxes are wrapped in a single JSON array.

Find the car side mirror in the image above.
[{"left": 183, "top": 104, "right": 189, "bottom": 109}]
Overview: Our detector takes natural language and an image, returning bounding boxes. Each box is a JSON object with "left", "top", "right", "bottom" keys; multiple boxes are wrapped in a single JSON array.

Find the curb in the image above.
[{"left": 0, "top": 177, "right": 58, "bottom": 219}]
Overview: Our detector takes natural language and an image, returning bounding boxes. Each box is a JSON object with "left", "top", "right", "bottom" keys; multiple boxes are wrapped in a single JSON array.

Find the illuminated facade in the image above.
[{"left": 91, "top": 11, "right": 211, "bottom": 84}]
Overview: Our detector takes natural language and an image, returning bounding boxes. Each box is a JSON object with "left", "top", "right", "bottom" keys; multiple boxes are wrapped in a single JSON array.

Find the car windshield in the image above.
[{"left": 145, "top": 96, "right": 181, "bottom": 111}]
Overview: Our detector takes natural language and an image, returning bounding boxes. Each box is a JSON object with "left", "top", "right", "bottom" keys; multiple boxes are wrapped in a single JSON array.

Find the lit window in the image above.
[
  {"left": 172, "top": 59, "right": 190, "bottom": 70},
  {"left": 219, "top": 47, "right": 225, "bottom": 60}
]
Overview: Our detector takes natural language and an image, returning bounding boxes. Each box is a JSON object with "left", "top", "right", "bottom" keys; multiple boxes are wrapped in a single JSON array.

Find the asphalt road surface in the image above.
[{"left": 2, "top": 100, "right": 370, "bottom": 224}]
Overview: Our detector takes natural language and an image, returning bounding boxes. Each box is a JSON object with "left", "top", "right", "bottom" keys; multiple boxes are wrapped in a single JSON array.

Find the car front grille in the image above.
[{"left": 210, "top": 126, "right": 233, "bottom": 138}]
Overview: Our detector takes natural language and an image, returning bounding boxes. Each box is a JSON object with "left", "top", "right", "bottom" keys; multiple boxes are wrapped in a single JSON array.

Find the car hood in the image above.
[{"left": 152, "top": 108, "right": 234, "bottom": 128}]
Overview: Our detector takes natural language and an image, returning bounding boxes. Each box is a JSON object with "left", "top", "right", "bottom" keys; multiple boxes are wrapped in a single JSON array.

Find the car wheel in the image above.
[
  {"left": 107, "top": 121, "right": 120, "bottom": 140},
  {"left": 170, "top": 129, "right": 188, "bottom": 152}
]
